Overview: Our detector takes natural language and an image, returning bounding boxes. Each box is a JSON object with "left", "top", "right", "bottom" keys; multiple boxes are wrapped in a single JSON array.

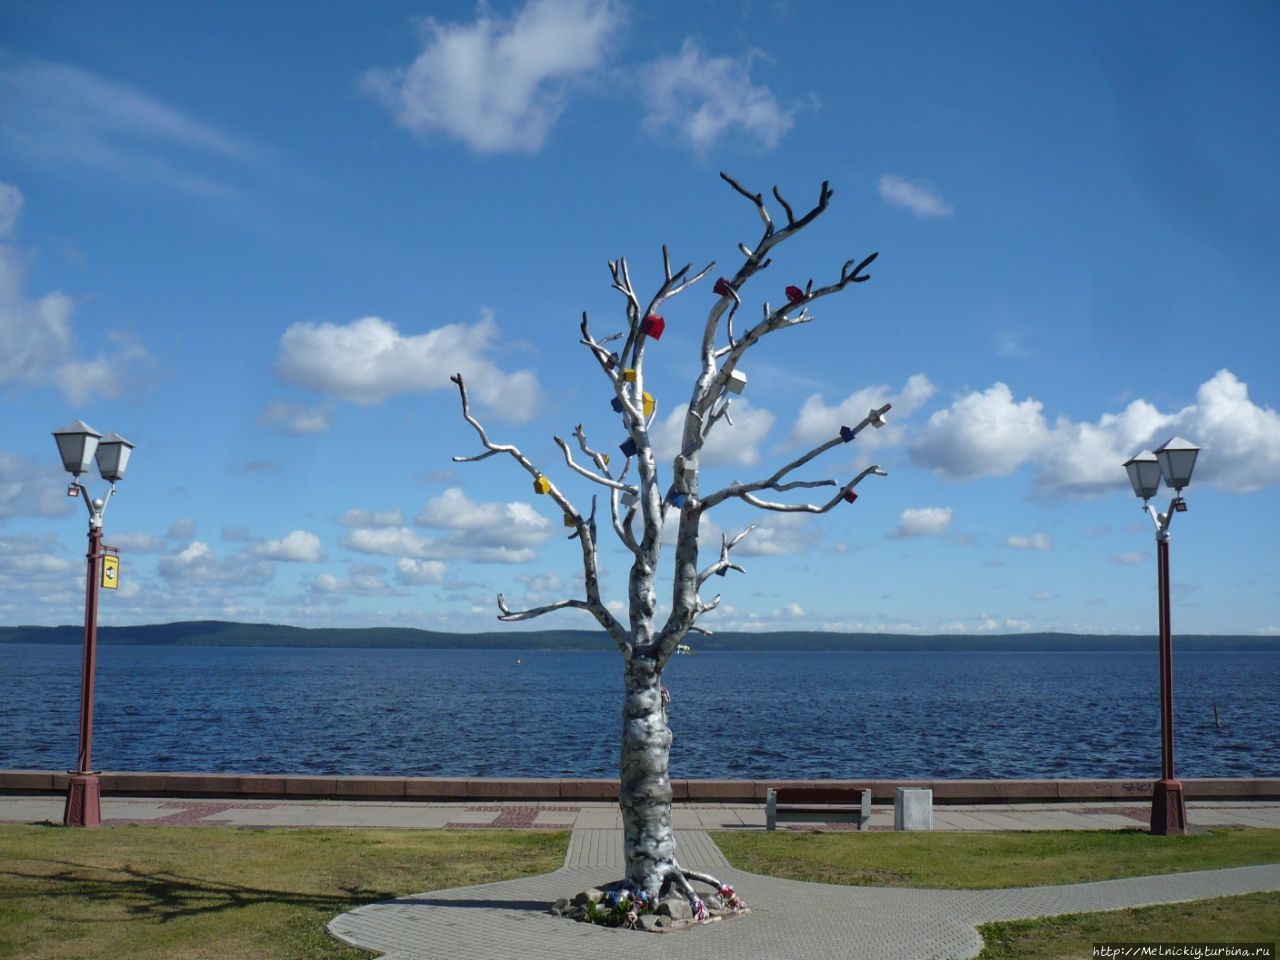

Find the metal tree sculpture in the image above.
[{"left": 451, "top": 173, "right": 889, "bottom": 910}]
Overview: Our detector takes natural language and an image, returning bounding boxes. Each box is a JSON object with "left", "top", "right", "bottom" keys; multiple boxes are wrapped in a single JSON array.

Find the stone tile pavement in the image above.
[{"left": 4, "top": 794, "right": 1280, "bottom": 831}]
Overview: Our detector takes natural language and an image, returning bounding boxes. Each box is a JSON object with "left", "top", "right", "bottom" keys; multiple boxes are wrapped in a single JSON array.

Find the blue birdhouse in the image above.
[
  {"left": 611, "top": 396, "right": 624, "bottom": 412},
  {"left": 619, "top": 437, "right": 637, "bottom": 458},
  {"left": 840, "top": 425, "right": 855, "bottom": 443}
]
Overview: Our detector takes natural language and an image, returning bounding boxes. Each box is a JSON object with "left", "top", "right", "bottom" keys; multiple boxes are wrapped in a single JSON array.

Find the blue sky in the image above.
[{"left": 2, "top": 0, "right": 1278, "bottom": 636}]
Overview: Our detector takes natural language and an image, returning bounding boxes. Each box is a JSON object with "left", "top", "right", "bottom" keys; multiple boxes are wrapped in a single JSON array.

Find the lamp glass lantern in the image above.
[
  {"left": 53, "top": 420, "right": 103, "bottom": 478},
  {"left": 1123, "top": 450, "right": 1162, "bottom": 501},
  {"left": 95, "top": 433, "right": 135, "bottom": 483},
  {"left": 1154, "top": 436, "right": 1199, "bottom": 492}
]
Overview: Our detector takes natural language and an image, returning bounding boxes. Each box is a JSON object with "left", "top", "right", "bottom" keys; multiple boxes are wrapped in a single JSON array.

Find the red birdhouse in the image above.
[
  {"left": 785, "top": 285, "right": 805, "bottom": 304},
  {"left": 843, "top": 489, "right": 858, "bottom": 504},
  {"left": 641, "top": 314, "right": 666, "bottom": 339},
  {"left": 714, "top": 278, "right": 733, "bottom": 297}
]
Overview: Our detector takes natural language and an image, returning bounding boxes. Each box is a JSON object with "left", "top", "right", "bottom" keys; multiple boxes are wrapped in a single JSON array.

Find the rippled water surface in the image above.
[{"left": 1, "top": 645, "right": 1276, "bottom": 779}]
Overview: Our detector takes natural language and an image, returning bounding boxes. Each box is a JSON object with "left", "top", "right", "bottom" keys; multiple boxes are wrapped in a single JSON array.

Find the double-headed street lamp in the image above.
[
  {"left": 1123, "top": 435, "right": 1199, "bottom": 836},
  {"left": 52, "top": 420, "right": 134, "bottom": 828}
]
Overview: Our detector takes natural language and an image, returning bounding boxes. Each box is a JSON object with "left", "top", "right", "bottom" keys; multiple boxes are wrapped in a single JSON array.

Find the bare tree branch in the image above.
[{"left": 450, "top": 373, "right": 628, "bottom": 651}]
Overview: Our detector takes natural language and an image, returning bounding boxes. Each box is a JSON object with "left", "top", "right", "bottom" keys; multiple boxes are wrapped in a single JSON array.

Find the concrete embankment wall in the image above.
[{"left": 2, "top": 770, "right": 1278, "bottom": 803}]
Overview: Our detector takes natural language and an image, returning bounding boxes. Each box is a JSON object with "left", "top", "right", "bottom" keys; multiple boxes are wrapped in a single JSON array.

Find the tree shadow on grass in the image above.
[{"left": 0, "top": 860, "right": 395, "bottom": 924}]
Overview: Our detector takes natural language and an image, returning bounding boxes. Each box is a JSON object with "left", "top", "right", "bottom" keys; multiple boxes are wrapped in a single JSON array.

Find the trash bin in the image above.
[{"left": 894, "top": 787, "right": 933, "bottom": 831}]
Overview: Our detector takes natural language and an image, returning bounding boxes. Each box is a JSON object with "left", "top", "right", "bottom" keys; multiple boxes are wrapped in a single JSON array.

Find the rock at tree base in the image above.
[{"left": 551, "top": 887, "right": 749, "bottom": 933}]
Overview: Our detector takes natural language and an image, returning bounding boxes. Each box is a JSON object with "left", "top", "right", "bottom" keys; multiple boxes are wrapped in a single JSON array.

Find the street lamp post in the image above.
[
  {"left": 1123, "top": 435, "right": 1199, "bottom": 836},
  {"left": 52, "top": 420, "right": 134, "bottom": 828}
]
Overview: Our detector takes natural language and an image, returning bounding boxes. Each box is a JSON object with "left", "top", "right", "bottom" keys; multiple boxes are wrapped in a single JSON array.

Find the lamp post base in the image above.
[
  {"left": 63, "top": 773, "right": 102, "bottom": 828},
  {"left": 1149, "top": 778, "right": 1188, "bottom": 835}
]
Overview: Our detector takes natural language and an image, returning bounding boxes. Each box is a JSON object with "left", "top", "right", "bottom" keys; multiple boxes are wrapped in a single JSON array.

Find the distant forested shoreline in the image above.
[{"left": 0, "top": 620, "right": 1275, "bottom": 652}]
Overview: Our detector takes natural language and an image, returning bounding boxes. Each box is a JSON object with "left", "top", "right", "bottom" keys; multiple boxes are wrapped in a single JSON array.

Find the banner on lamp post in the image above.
[{"left": 101, "top": 553, "right": 120, "bottom": 590}]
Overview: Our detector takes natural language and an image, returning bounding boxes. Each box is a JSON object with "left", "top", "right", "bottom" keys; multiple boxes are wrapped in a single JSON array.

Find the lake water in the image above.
[{"left": 0, "top": 644, "right": 1276, "bottom": 780}]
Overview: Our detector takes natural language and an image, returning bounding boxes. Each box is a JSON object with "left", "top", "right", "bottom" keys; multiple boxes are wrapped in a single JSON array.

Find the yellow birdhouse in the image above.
[
  {"left": 563, "top": 512, "right": 577, "bottom": 527},
  {"left": 642, "top": 392, "right": 656, "bottom": 417},
  {"left": 623, "top": 368, "right": 637, "bottom": 383},
  {"left": 533, "top": 475, "right": 551, "bottom": 495}
]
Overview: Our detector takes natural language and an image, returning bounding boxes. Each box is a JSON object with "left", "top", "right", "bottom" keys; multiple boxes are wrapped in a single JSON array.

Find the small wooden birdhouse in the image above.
[
  {"left": 619, "top": 437, "right": 637, "bottom": 458},
  {"left": 665, "top": 487, "right": 687, "bottom": 508},
  {"left": 725, "top": 369, "right": 747, "bottom": 394},
  {"left": 868, "top": 406, "right": 888, "bottom": 429},
  {"left": 840, "top": 425, "right": 856, "bottom": 443},
  {"left": 714, "top": 277, "right": 733, "bottom": 297},
  {"left": 563, "top": 512, "right": 578, "bottom": 527},
  {"left": 623, "top": 368, "right": 637, "bottom": 383},
  {"left": 611, "top": 396, "right": 624, "bottom": 413},
  {"left": 533, "top": 475, "right": 551, "bottom": 495},
  {"left": 621, "top": 490, "right": 639, "bottom": 508},
  {"left": 642, "top": 392, "right": 656, "bottom": 417},
  {"left": 601, "top": 454, "right": 610, "bottom": 466},
  {"left": 641, "top": 314, "right": 666, "bottom": 339},
  {"left": 607, "top": 352, "right": 619, "bottom": 370},
  {"left": 785, "top": 284, "right": 805, "bottom": 304},
  {"left": 843, "top": 489, "right": 858, "bottom": 504},
  {"left": 675, "top": 454, "right": 697, "bottom": 486}
]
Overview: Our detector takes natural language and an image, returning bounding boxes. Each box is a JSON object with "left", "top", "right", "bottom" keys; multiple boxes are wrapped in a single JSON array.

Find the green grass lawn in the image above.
[
  {"left": 711, "top": 826, "right": 1280, "bottom": 888},
  {"left": 0, "top": 824, "right": 566, "bottom": 960},
  {"left": 1, "top": 823, "right": 1276, "bottom": 960},
  {"left": 713, "top": 828, "right": 1280, "bottom": 958}
]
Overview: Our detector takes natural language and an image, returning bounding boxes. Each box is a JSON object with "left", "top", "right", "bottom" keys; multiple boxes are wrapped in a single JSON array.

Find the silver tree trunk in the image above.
[{"left": 619, "top": 653, "right": 677, "bottom": 898}]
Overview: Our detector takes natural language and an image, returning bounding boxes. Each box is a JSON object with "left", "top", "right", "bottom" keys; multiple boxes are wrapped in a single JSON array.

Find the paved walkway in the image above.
[
  {"left": 328, "top": 828, "right": 1280, "bottom": 960},
  {"left": 4, "top": 796, "right": 1279, "bottom": 959},
  {"left": 4, "top": 794, "right": 1280, "bottom": 830}
]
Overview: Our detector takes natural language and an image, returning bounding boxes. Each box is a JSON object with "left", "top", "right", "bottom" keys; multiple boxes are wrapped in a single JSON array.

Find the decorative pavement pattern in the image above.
[{"left": 329, "top": 827, "right": 1280, "bottom": 960}]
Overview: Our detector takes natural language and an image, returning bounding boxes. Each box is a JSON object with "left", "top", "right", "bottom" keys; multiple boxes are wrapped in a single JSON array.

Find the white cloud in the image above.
[
  {"left": 651, "top": 398, "right": 776, "bottom": 466},
  {"left": 415, "top": 486, "right": 552, "bottom": 563},
  {"left": 338, "top": 508, "right": 405, "bottom": 528},
  {"left": 790, "top": 374, "right": 935, "bottom": 451},
  {"left": 340, "top": 526, "right": 437, "bottom": 558},
  {"left": 733, "top": 513, "right": 821, "bottom": 557},
  {"left": 275, "top": 313, "right": 540, "bottom": 423},
  {"left": 1111, "top": 551, "right": 1147, "bottom": 566},
  {"left": 396, "top": 557, "right": 447, "bottom": 585},
  {"left": 912, "top": 370, "right": 1280, "bottom": 496},
  {"left": 639, "top": 39, "right": 793, "bottom": 154},
  {"left": 0, "top": 58, "right": 247, "bottom": 193},
  {"left": 157, "top": 541, "right": 272, "bottom": 586},
  {"left": 0, "top": 183, "right": 152, "bottom": 401},
  {"left": 168, "top": 518, "right": 198, "bottom": 540},
  {"left": 878, "top": 174, "right": 954, "bottom": 219},
  {"left": 340, "top": 491, "right": 550, "bottom": 564},
  {"left": 1006, "top": 533, "right": 1052, "bottom": 551},
  {"left": 258, "top": 401, "right": 332, "bottom": 435},
  {"left": 911, "top": 382, "right": 1050, "bottom": 479},
  {"left": 110, "top": 532, "right": 167, "bottom": 553},
  {"left": 1182, "top": 369, "right": 1280, "bottom": 492},
  {"left": 253, "top": 530, "right": 324, "bottom": 563},
  {"left": 888, "top": 506, "right": 953, "bottom": 539},
  {"left": 363, "top": 0, "right": 622, "bottom": 153},
  {"left": 0, "top": 184, "right": 21, "bottom": 239},
  {"left": 1032, "top": 590, "right": 1057, "bottom": 601},
  {"left": 0, "top": 453, "right": 76, "bottom": 519}
]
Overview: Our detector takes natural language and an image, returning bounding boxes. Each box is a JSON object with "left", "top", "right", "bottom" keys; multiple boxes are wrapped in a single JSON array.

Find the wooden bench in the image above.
[{"left": 765, "top": 786, "right": 873, "bottom": 831}]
